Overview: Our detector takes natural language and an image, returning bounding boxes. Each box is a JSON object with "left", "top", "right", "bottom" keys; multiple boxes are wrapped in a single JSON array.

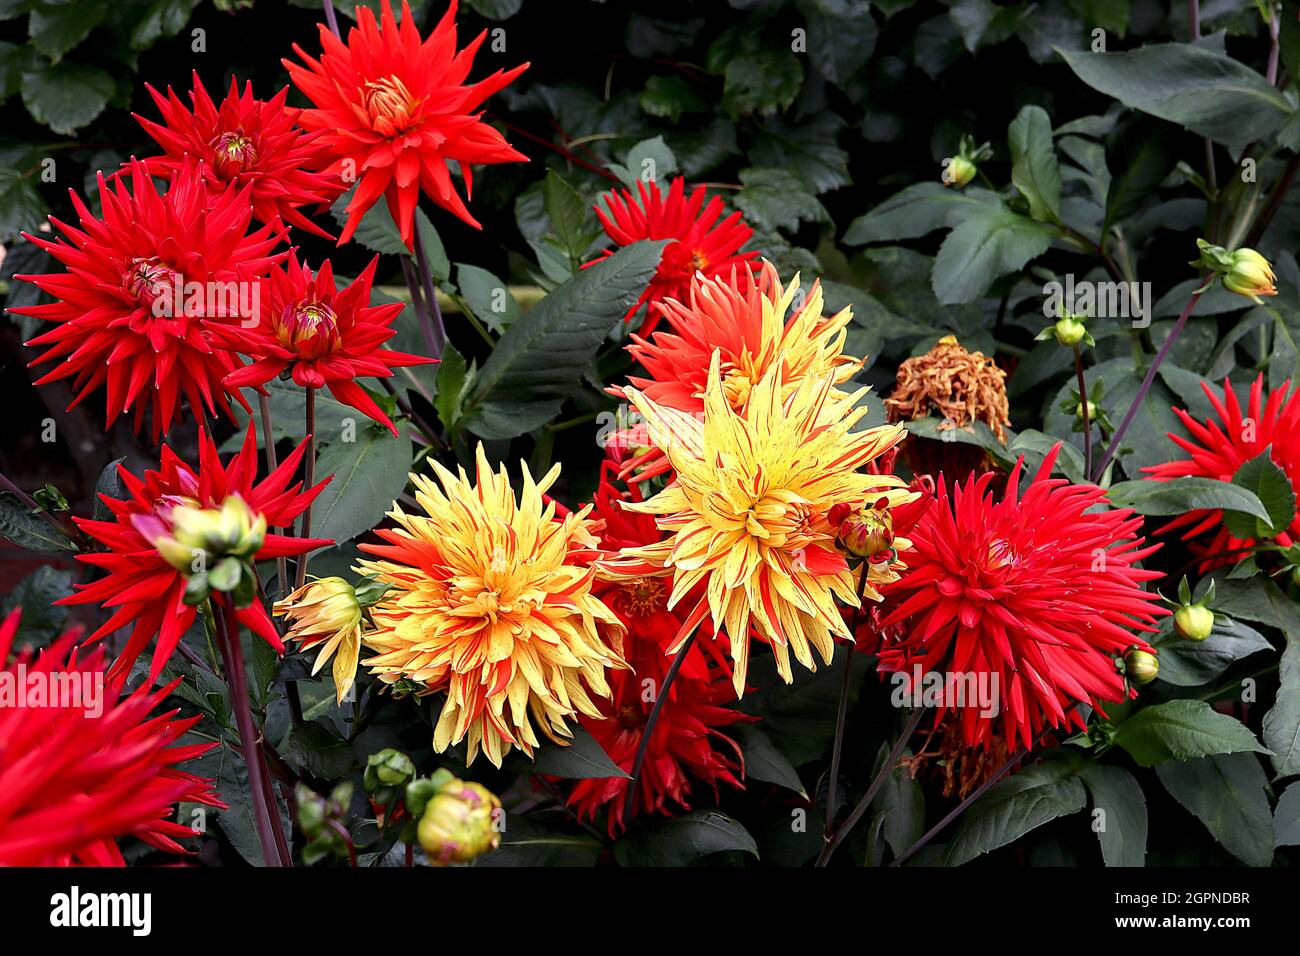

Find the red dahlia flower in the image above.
[
  {"left": 1143, "top": 374, "right": 1299, "bottom": 566},
  {"left": 213, "top": 254, "right": 433, "bottom": 435},
  {"left": 136, "top": 72, "right": 344, "bottom": 239},
  {"left": 285, "top": 0, "right": 529, "bottom": 247},
  {"left": 62, "top": 428, "right": 331, "bottom": 683},
  {"left": 590, "top": 177, "right": 760, "bottom": 335},
  {"left": 14, "top": 161, "right": 287, "bottom": 440},
  {"left": 0, "top": 610, "right": 223, "bottom": 866},
  {"left": 877, "top": 446, "right": 1166, "bottom": 752},
  {"left": 567, "top": 472, "right": 748, "bottom": 834}
]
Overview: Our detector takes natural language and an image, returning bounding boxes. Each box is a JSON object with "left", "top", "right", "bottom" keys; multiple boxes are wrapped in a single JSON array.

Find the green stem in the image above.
[
  {"left": 1072, "top": 344, "right": 1092, "bottom": 479},
  {"left": 257, "top": 393, "right": 290, "bottom": 598},
  {"left": 822, "top": 565, "right": 871, "bottom": 849},
  {"left": 817, "top": 705, "right": 925, "bottom": 866},
  {"left": 213, "top": 596, "right": 287, "bottom": 867},
  {"left": 294, "top": 387, "right": 317, "bottom": 590}
]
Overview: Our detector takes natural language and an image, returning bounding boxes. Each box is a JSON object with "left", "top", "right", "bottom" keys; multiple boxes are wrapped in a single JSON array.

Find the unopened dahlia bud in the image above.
[
  {"left": 1054, "top": 315, "right": 1087, "bottom": 346},
  {"left": 1074, "top": 399, "right": 1098, "bottom": 422},
  {"left": 136, "top": 495, "right": 266, "bottom": 606},
  {"left": 364, "top": 748, "right": 417, "bottom": 801},
  {"left": 1195, "top": 239, "right": 1277, "bottom": 304},
  {"left": 943, "top": 155, "right": 977, "bottom": 188},
  {"left": 1124, "top": 648, "right": 1159, "bottom": 686},
  {"left": 171, "top": 495, "right": 267, "bottom": 565},
  {"left": 417, "top": 776, "right": 502, "bottom": 866},
  {"left": 1223, "top": 248, "right": 1277, "bottom": 303},
  {"left": 1173, "top": 603, "right": 1214, "bottom": 642},
  {"left": 836, "top": 498, "right": 894, "bottom": 561},
  {"left": 274, "top": 576, "right": 364, "bottom": 704}
]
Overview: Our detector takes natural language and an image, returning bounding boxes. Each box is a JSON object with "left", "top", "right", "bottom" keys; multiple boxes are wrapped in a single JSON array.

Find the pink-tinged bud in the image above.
[
  {"left": 836, "top": 498, "right": 894, "bottom": 560},
  {"left": 417, "top": 777, "right": 501, "bottom": 866},
  {"left": 277, "top": 301, "right": 340, "bottom": 358}
]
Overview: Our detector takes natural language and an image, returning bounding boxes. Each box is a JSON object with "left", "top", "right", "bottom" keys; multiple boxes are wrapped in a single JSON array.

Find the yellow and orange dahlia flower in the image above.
[
  {"left": 608, "top": 353, "right": 914, "bottom": 695},
  {"left": 356, "top": 445, "right": 626, "bottom": 766}
]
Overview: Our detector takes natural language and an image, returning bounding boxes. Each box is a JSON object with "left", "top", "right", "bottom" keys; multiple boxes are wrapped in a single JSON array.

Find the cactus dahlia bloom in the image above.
[
  {"left": 60, "top": 428, "right": 331, "bottom": 683},
  {"left": 608, "top": 354, "right": 913, "bottom": 695},
  {"left": 136, "top": 72, "right": 344, "bottom": 239},
  {"left": 13, "top": 161, "right": 286, "bottom": 440},
  {"left": 590, "top": 177, "right": 760, "bottom": 335},
  {"left": 212, "top": 254, "right": 432, "bottom": 435},
  {"left": 285, "top": 0, "right": 529, "bottom": 247},
  {"left": 356, "top": 445, "right": 627, "bottom": 767},
  {"left": 564, "top": 472, "right": 748, "bottom": 833},
  {"left": 1143, "top": 375, "right": 1300, "bottom": 568},
  {"left": 0, "top": 610, "right": 223, "bottom": 866},
  {"left": 612, "top": 261, "right": 860, "bottom": 482},
  {"left": 877, "top": 445, "right": 1166, "bottom": 753}
]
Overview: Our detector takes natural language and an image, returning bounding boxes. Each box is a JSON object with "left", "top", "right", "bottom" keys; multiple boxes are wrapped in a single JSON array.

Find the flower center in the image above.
[
  {"left": 363, "top": 76, "right": 420, "bottom": 135},
  {"left": 277, "top": 301, "right": 339, "bottom": 355},
  {"left": 122, "top": 257, "right": 182, "bottom": 317},
  {"left": 616, "top": 703, "right": 646, "bottom": 731},
  {"left": 210, "top": 129, "right": 257, "bottom": 176},
  {"left": 621, "top": 577, "right": 665, "bottom": 617},
  {"left": 745, "top": 495, "right": 815, "bottom": 551},
  {"left": 688, "top": 249, "right": 709, "bottom": 271},
  {"left": 984, "top": 537, "right": 1018, "bottom": 570}
]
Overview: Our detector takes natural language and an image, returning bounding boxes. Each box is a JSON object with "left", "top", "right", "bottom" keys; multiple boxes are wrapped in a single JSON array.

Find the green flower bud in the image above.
[
  {"left": 1173, "top": 603, "right": 1215, "bottom": 642},
  {"left": 364, "top": 749, "right": 416, "bottom": 797},
  {"left": 1125, "top": 649, "right": 1159, "bottom": 685},
  {"left": 944, "top": 155, "right": 977, "bottom": 188},
  {"left": 1054, "top": 315, "right": 1087, "bottom": 347}
]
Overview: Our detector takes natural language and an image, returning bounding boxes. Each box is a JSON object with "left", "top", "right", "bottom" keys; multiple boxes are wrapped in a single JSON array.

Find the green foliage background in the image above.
[{"left": 3, "top": 0, "right": 1300, "bottom": 868}]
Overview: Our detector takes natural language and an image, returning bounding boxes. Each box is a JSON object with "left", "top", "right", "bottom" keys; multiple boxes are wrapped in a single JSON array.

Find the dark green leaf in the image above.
[
  {"left": 0, "top": 493, "right": 75, "bottom": 551},
  {"left": 942, "top": 759, "right": 1087, "bottom": 867},
  {"left": 1112, "top": 699, "right": 1270, "bottom": 767},
  {"left": 842, "top": 183, "right": 1001, "bottom": 245},
  {"left": 309, "top": 427, "right": 412, "bottom": 547},
  {"left": 1008, "top": 104, "right": 1061, "bottom": 223},
  {"left": 1222, "top": 448, "right": 1296, "bottom": 540},
  {"left": 1079, "top": 764, "right": 1147, "bottom": 866},
  {"left": 615, "top": 810, "right": 758, "bottom": 866},
  {"left": 1106, "top": 476, "right": 1272, "bottom": 524},
  {"left": 531, "top": 726, "right": 629, "bottom": 779},
  {"left": 1153, "top": 615, "right": 1273, "bottom": 688},
  {"left": 1156, "top": 753, "right": 1273, "bottom": 866},
  {"left": 1058, "top": 43, "right": 1291, "bottom": 150},
  {"left": 29, "top": 2, "right": 106, "bottom": 62},
  {"left": 458, "top": 241, "right": 664, "bottom": 440},
  {"left": 931, "top": 205, "right": 1055, "bottom": 304},
  {"left": 21, "top": 61, "right": 115, "bottom": 135},
  {"left": 734, "top": 724, "right": 805, "bottom": 796}
]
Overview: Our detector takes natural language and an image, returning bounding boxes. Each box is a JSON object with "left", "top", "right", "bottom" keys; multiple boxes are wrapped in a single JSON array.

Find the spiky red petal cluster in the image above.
[
  {"left": 61, "top": 429, "right": 332, "bottom": 683},
  {"left": 213, "top": 254, "right": 433, "bottom": 435},
  {"left": 14, "top": 161, "right": 286, "bottom": 440},
  {"left": 878, "top": 447, "right": 1166, "bottom": 752},
  {"left": 590, "top": 177, "right": 760, "bottom": 336},
  {"left": 566, "top": 471, "right": 748, "bottom": 834},
  {"left": 136, "top": 72, "right": 344, "bottom": 239},
  {"left": 285, "top": 0, "right": 529, "bottom": 247},
  {"left": 1143, "top": 374, "right": 1300, "bottom": 567},
  {"left": 0, "top": 611, "right": 224, "bottom": 866}
]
